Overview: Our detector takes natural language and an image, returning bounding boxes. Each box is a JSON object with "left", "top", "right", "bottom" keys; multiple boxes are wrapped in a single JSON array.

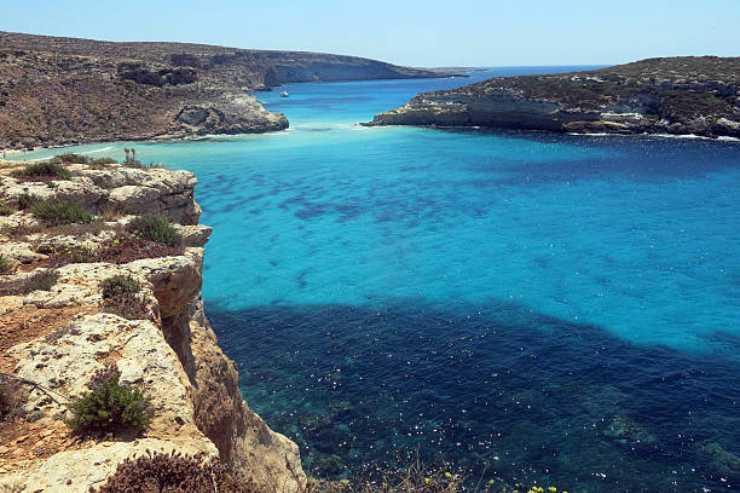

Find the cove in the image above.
[{"left": 12, "top": 67, "right": 740, "bottom": 492}]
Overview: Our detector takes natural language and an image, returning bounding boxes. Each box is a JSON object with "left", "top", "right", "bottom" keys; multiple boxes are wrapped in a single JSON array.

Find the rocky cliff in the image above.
[
  {"left": 367, "top": 56, "right": 740, "bottom": 139},
  {"left": 0, "top": 159, "right": 305, "bottom": 492},
  {"left": 0, "top": 31, "right": 452, "bottom": 150}
]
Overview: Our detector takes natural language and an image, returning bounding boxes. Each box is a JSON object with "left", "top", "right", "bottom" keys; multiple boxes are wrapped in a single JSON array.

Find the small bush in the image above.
[
  {"left": 90, "top": 157, "right": 118, "bottom": 165},
  {"left": 12, "top": 161, "right": 71, "bottom": 180},
  {"left": 127, "top": 215, "right": 181, "bottom": 246},
  {"left": 100, "top": 274, "right": 147, "bottom": 320},
  {"left": 94, "top": 451, "right": 256, "bottom": 493},
  {"left": 30, "top": 199, "right": 94, "bottom": 225},
  {"left": 53, "top": 245, "right": 99, "bottom": 264},
  {"left": 54, "top": 153, "right": 89, "bottom": 164},
  {"left": 123, "top": 161, "right": 166, "bottom": 170},
  {"left": 24, "top": 270, "right": 59, "bottom": 293},
  {"left": 97, "top": 234, "right": 185, "bottom": 264},
  {"left": 16, "top": 193, "right": 39, "bottom": 210},
  {"left": 101, "top": 274, "right": 140, "bottom": 299},
  {"left": 0, "top": 201, "right": 13, "bottom": 216},
  {"left": 0, "top": 269, "right": 58, "bottom": 296},
  {"left": 66, "top": 366, "right": 151, "bottom": 435},
  {"left": 0, "top": 255, "right": 12, "bottom": 274},
  {"left": 0, "top": 380, "right": 27, "bottom": 423}
]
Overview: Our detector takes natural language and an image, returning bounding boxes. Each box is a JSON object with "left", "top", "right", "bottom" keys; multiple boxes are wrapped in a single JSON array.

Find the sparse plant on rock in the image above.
[
  {"left": 11, "top": 161, "right": 72, "bottom": 181},
  {"left": 16, "top": 193, "right": 38, "bottom": 210},
  {"left": 0, "top": 379, "right": 27, "bottom": 423},
  {"left": 90, "top": 157, "right": 118, "bottom": 166},
  {"left": 30, "top": 199, "right": 94, "bottom": 225},
  {"left": 101, "top": 274, "right": 140, "bottom": 299},
  {"left": 53, "top": 153, "right": 89, "bottom": 164},
  {"left": 93, "top": 451, "right": 257, "bottom": 493},
  {"left": 0, "top": 269, "right": 59, "bottom": 296},
  {"left": 97, "top": 234, "right": 184, "bottom": 264},
  {"left": 100, "top": 274, "right": 147, "bottom": 319},
  {"left": 66, "top": 365, "right": 151, "bottom": 436},
  {"left": 0, "top": 201, "right": 13, "bottom": 216},
  {"left": 56, "top": 244, "right": 99, "bottom": 264},
  {"left": 127, "top": 214, "right": 181, "bottom": 246},
  {"left": 23, "top": 269, "right": 59, "bottom": 293},
  {"left": 0, "top": 255, "right": 12, "bottom": 274}
]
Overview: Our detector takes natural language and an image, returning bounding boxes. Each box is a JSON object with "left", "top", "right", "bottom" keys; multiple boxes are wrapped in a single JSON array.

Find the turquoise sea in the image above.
[{"left": 13, "top": 67, "right": 740, "bottom": 492}]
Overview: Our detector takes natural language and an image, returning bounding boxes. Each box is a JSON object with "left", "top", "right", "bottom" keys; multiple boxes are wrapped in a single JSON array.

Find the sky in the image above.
[{"left": 2, "top": 0, "right": 739, "bottom": 67}]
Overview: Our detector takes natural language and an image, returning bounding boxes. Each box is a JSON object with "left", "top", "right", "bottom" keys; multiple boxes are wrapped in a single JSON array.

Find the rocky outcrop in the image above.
[
  {"left": 0, "top": 160, "right": 306, "bottom": 492},
  {"left": 0, "top": 31, "right": 454, "bottom": 150},
  {"left": 367, "top": 56, "right": 740, "bottom": 139}
]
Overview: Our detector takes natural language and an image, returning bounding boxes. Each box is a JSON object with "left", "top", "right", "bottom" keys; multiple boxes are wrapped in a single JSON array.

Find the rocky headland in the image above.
[
  {"left": 0, "top": 157, "right": 305, "bottom": 492},
  {"left": 367, "top": 56, "right": 740, "bottom": 139},
  {"left": 0, "top": 31, "right": 453, "bottom": 150}
]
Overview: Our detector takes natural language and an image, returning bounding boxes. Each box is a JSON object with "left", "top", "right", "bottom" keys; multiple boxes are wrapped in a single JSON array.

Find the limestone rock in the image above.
[
  {"left": 368, "top": 56, "right": 740, "bottom": 139},
  {"left": 0, "top": 163, "right": 306, "bottom": 492}
]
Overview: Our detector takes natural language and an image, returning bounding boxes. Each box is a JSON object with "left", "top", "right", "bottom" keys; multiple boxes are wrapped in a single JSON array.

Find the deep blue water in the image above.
[{"left": 12, "top": 67, "right": 740, "bottom": 492}]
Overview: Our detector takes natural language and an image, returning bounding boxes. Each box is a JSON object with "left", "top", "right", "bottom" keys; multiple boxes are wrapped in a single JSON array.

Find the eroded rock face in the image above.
[
  {"left": 0, "top": 161, "right": 306, "bottom": 493},
  {"left": 368, "top": 56, "right": 740, "bottom": 139}
]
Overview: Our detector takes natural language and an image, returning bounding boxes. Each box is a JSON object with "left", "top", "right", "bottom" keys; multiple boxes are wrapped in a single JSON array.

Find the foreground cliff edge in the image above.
[
  {"left": 0, "top": 158, "right": 305, "bottom": 492},
  {"left": 367, "top": 57, "right": 740, "bottom": 139},
  {"left": 0, "top": 31, "right": 458, "bottom": 150}
]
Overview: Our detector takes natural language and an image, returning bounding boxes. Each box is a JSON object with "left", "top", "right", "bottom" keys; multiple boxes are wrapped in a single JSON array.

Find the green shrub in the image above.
[
  {"left": 0, "top": 201, "right": 13, "bottom": 216},
  {"left": 90, "top": 157, "right": 118, "bottom": 165},
  {"left": 0, "top": 255, "right": 12, "bottom": 274},
  {"left": 54, "top": 153, "right": 90, "bottom": 164},
  {"left": 16, "top": 193, "right": 39, "bottom": 210},
  {"left": 100, "top": 274, "right": 147, "bottom": 320},
  {"left": 93, "top": 451, "right": 256, "bottom": 493},
  {"left": 12, "top": 161, "right": 72, "bottom": 180},
  {"left": 0, "top": 380, "right": 26, "bottom": 423},
  {"left": 127, "top": 215, "right": 181, "bottom": 246},
  {"left": 56, "top": 245, "right": 99, "bottom": 264},
  {"left": 123, "top": 161, "right": 166, "bottom": 170},
  {"left": 24, "top": 270, "right": 59, "bottom": 292},
  {"left": 30, "top": 199, "right": 94, "bottom": 225},
  {"left": 101, "top": 274, "right": 140, "bottom": 299},
  {"left": 66, "top": 366, "right": 151, "bottom": 435}
]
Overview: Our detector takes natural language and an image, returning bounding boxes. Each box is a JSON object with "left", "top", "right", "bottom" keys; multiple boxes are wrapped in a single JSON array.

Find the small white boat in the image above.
[{"left": 280, "top": 91, "right": 290, "bottom": 98}]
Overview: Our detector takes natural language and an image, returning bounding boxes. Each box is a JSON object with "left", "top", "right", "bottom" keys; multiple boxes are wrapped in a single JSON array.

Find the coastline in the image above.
[
  {"left": 0, "top": 159, "right": 306, "bottom": 491},
  {"left": 5, "top": 125, "right": 738, "bottom": 163}
]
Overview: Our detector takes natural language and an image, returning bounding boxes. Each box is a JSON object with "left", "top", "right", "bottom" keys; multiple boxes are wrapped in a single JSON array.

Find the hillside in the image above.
[
  {"left": 367, "top": 56, "right": 740, "bottom": 139},
  {"left": 0, "top": 32, "right": 450, "bottom": 150}
]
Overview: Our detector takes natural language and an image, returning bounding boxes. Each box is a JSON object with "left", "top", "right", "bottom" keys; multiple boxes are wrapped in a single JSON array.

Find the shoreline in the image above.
[
  {"left": 360, "top": 123, "right": 740, "bottom": 142},
  {"left": 4, "top": 125, "right": 739, "bottom": 160}
]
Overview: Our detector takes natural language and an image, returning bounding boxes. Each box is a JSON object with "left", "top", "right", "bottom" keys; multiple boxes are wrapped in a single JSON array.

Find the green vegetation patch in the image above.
[
  {"left": 11, "top": 161, "right": 72, "bottom": 181},
  {"left": 0, "top": 269, "right": 60, "bottom": 297},
  {"left": 30, "top": 199, "right": 95, "bottom": 225},
  {"left": 16, "top": 193, "right": 39, "bottom": 210},
  {"left": 660, "top": 91, "right": 734, "bottom": 119},
  {"left": 66, "top": 366, "right": 151, "bottom": 435},
  {"left": 94, "top": 452, "right": 255, "bottom": 493},
  {"left": 0, "top": 380, "right": 28, "bottom": 423},
  {"left": 126, "top": 214, "right": 181, "bottom": 246},
  {"left": 101, "top": 274, "right": 140, "bottom": 300},
  {"left": 25, "top": 270, "right": 59, "bottom": 293},
  {"left": 53, "top": 153, "right": 90, "bottom": 164},
  {"left": 0, "top": 201, "right": 13, "bottom": 216},
  {"left": 100, "top": 274, "right": 147, "bottom": 320},
  {"left": 0, "top": 255, "right": 12, "bottom": 274}
]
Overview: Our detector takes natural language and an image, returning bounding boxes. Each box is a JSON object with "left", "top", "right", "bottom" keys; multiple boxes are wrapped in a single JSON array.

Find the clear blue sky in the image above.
[{"left": 2, "top": 0, "right": 738, "bottom": 67}]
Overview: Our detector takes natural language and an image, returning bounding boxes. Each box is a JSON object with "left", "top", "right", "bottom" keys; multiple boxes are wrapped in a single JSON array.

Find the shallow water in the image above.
[{"left": 13, "top": 67, "right": 740, "bottom": 492}]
